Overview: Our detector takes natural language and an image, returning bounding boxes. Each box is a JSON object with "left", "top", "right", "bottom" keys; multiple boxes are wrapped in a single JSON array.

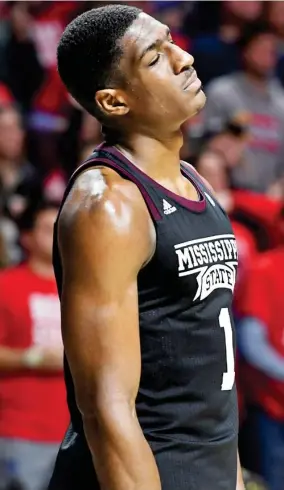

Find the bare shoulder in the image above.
[{"left": 58, "top": 166, "right": 155, "bottom": 267}]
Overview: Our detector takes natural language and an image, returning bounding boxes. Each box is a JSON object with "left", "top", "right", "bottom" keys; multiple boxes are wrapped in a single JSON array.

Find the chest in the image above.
[{"left": 150, "top": 197, "right": 238, "bottom": 305}]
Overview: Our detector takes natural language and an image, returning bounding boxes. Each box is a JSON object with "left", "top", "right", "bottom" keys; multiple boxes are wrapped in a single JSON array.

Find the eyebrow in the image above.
[{"left": 138, "top": 27, "right": 170, "bottom": 61}]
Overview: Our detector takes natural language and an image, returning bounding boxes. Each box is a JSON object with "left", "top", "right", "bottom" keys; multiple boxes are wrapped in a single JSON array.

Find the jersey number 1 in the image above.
[{"left": 219, "top": 308, "right": 235, "bottom": 391}]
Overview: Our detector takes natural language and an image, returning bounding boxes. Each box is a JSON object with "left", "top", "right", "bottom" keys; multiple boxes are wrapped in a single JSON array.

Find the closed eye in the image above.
[
  {"left": 148, "top": 53, "right": 161, "bottom": 67},
  {"left": 148, "top": 39, "right": 175, "bottom": 67}
]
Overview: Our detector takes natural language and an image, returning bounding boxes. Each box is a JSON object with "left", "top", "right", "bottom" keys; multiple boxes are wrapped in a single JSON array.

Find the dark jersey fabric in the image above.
[{"left": 49, "top": 144, "right": 239, "bottom": 490}]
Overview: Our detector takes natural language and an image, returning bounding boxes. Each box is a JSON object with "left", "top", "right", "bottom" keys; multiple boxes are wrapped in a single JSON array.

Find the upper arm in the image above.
[{"left": 58, "top": 168, "right": 153, "bottom": 416}]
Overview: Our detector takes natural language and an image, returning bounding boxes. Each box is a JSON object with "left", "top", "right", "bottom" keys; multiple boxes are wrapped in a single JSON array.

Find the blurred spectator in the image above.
[
  {"left": 0, "top": 101, "right": 65, "bottom": 262},
  {"left": 0, "top": 176, "right": 19, "bottom": 267},
  {"left": 0, "top": 200, "right": 68, "bottom": 490},
  {"left": 195, "top": 148, "right": 231, "bottom": 207},
  {"left": 203, "top": 22, "right": 284, "bottom": 193},
  {"left": 26, "top": 1, "right": 86, "bottom": 173},
  {"left": 0, "top": 105, "right": 39, "bottom": 263},
  {"left": 267, "top": 1, "right": 284, "bottom": 88},
  {"left": 79, "top": 143, "right": 98, "bottom": 167},
  {"left": 238, "top": 208, "right": 284, "bottom": 490},
  {"left": 0, "top": 106, "right": 36, "bottom": 203},
  {"left": 0, "top": 82, "right": 14, "bottom": 107},
  {"left": 221, "top": 1, "right": 263, "bottom": 27},
  {"left": 192, "top": 1, "right": 263, "bottom": 86},
  {"left": 0, "top": 2, "right": 44, "bottom": 114},
  {"left": 206, "top": 121, "right": 249, "bottom": 172},
  {"left": 231, "top": 220, "right": 257, "bottom": 317},
  {"left": 0, "top": 223, "right": 8, "bottom": 269},
  {"left": 80, "top": 112, "right": 103, "bottom": 148},
  {"left": 185, "top": 105, "right": 250, "bottom": 160},
  {"left": 41, "top": 168, "right": 66, "bottom": 204},
  {"left": 59, "top": 104, "right": 103, "bottom": 174}
]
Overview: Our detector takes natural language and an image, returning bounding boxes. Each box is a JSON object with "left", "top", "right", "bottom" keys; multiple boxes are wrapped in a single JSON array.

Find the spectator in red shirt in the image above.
[
  {"left": 0, "top": 200, "right": 69, "bottom": 490},
  {"left": 238, "top": 207, "right": 284, "bottom": 490}
]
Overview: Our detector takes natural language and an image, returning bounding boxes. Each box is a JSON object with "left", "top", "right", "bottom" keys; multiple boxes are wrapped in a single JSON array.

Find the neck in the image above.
[
  {"left": 114, "top": 129, "right": 184, "bottom": 180},
  {"left": 28, "top": 257, "right": 54, "bottom": 279}
]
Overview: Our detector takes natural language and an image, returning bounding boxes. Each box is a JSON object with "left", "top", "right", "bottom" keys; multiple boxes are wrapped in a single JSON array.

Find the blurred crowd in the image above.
[{"left": 0, "top": 1, "right": 284, "bottom": 489}]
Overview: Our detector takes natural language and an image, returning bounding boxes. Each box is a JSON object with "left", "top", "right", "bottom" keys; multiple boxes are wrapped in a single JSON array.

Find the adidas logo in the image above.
[{"left": 163, "top": 199, "right": 177, "bottom": 215}]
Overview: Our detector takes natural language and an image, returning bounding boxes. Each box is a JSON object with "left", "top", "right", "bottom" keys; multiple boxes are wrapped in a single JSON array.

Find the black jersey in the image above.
[{"left": 49, "top": 144, "right": 239, "bottom": 490}]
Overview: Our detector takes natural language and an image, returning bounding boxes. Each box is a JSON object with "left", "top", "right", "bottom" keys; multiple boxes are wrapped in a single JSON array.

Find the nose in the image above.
[{"left": 172, "top": 46, "right": 194, "bottom": 75}]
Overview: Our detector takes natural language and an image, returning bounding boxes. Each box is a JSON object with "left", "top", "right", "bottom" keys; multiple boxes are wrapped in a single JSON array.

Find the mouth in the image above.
[{"left": 183, "top": 71, "right": 202, "bottom": 92}]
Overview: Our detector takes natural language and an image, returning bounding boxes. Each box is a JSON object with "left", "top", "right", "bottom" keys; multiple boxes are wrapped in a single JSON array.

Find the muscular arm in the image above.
[{"left": 58, "top": 168, "right": 161, "bottom": 490}]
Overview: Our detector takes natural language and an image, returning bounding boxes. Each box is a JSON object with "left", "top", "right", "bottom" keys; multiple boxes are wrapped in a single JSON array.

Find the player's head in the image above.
[
  {"left": 18, "top": 200, "right": 58, "bottom": 263},
  {"left": 57, "top": 5, "right": 205, "bottom": 138}
]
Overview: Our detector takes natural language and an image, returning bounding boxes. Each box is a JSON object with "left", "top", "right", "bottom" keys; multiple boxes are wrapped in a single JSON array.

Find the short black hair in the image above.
[
  {"left": 57, "top": 4, "right": 142, "bottom": 120},
  {"left": 17, "top": 199, "right": 59, "bottom": 233},
  {"left": 238, "top": 21, "right": 273, "bottom": 52}
]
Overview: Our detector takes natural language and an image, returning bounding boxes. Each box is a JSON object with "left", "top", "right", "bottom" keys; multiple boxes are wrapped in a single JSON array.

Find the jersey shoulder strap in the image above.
[
  {"left": 57, "top": 144, "right": 163, "bottom": 222},
  {"left": 181, "top": 161, "right": 228, "bottom": 216}
]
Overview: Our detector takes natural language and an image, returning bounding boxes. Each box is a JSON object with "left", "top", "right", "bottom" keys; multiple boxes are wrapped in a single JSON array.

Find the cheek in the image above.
[{"left": 137, "top": 67, "right": 176, "bottom": 103}]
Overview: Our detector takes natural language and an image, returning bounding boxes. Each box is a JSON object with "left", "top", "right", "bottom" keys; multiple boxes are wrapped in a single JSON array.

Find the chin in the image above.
[
  {"left": 195, "top": 89, "right": 206, "bottom": 112},
  {"left": 186, "top": 90, "right": 206, "bottom": 120}
]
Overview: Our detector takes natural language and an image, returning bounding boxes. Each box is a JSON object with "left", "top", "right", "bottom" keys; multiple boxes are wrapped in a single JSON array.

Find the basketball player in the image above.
[{"left": 49, "top": 5, "right": 244, "bottom": 490}]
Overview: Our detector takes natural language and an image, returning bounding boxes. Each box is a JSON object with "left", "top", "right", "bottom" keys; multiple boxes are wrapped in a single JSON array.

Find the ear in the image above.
[{"left": 95, "top": 89, "right": 129, "bottom": 117}]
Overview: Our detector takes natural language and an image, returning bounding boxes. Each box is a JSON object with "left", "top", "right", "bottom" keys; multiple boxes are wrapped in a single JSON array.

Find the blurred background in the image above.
[{"left": 0, "top": 1, "right": 284, "bottom": 489}]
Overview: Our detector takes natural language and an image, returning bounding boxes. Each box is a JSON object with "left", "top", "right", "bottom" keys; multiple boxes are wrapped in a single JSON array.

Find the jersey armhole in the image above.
[{"left": 57, "top": 155, "right": 163, "bottom": 225}]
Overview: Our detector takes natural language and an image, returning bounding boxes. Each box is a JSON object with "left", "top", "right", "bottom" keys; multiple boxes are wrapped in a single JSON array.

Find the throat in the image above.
[
  {"left": 115, "top": 131, "right": 184, "bottom": 182},
  {"left": 114, "top": 144, "right": 200, "bottom": 203}
]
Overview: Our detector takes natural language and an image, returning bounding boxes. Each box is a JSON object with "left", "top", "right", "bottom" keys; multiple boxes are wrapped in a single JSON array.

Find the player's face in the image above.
[
  {"left": 96, "top": 13, "right": 206, "bottom": 134},
  {"left": 120, "top": 13, "right": 206, "bottom": 131}
]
